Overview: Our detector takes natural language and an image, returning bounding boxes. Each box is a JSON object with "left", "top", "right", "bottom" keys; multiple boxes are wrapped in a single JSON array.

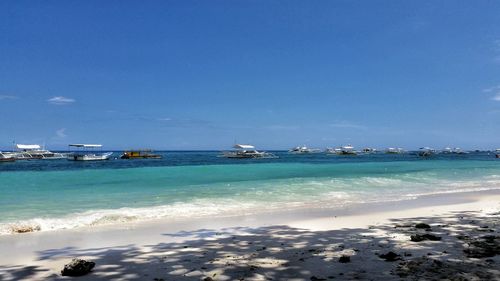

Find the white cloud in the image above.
[
  {"left": 329, "top": 121, "right": 366, "bottom": 129},
  {"left": 484, "top": 85, "right": 500, "bottom": 101},
  {"left": 55, "top": 128, "right": 67, "bottom": 138},
  {"left": 483, "top": 85, "right": 500, "bottom": 93},
  {"left": 0, "top": 95, "right": 18, "bottom": 100},
  {"left": 157, "top": 117, "right": 173, "bottom": 121},
  {"left": 492, "top": 93, "right": 500, "bottom": 101},
  {"left": 47, "top": 96, "right": 75, "bottom": 105}
]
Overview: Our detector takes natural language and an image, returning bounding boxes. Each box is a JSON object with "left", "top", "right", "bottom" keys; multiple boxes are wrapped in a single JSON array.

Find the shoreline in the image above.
[
  {"left": 1, "top": 189, "right": 499, "bottom": 280},
  {"left": 3, "top": 184, "right": 500, "bottom": 236}
]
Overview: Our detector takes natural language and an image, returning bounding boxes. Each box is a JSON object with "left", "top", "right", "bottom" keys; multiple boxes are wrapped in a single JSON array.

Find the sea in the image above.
[{"left": 1, "top": 151, "right": 499, "bottom": 235}]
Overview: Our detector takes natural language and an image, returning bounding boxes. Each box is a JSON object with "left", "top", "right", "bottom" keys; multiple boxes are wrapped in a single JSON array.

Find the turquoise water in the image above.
[{"left": 1, "top": 151, "right": 500, "bottom": 234}]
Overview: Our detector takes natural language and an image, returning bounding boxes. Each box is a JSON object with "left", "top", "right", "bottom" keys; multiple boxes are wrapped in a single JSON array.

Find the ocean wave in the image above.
[{"left": 2, "top": 174, "right": 500, "bottom": 235}]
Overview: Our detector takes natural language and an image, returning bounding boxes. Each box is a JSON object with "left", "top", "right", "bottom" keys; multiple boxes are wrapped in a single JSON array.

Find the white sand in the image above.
[{"left": 1, "top": 189, "right": 499, "bottom": 280}]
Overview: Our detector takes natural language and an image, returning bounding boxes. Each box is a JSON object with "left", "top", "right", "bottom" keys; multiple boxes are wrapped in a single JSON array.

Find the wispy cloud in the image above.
[
  {"left": 263, "top": 125, "right": 300, "bottom": 131},
  {"left": 328, "top": 120, "right": 366, "bottom": 129},
  {"left": 0, "top": 95, "right": 18, "bottom": 100},
  {"left": 155, "top": 117, "right": 211, "bottom": 128},
  {"left": 47, "top": 96, "right": 75, "bottom": 105},
  {"left": 483, "top": 85, "right": 500, "bottom": 101},
  {"left": 55, "top": 128, "right": 67, "bottom": 138}
]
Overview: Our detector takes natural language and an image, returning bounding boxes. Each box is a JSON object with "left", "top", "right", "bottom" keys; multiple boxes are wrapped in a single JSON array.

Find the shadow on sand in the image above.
[{"left": 1, "top": 210, "right": 499, "bottom": 280}]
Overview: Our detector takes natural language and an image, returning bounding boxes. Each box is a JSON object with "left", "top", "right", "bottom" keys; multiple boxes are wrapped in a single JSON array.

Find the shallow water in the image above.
[{"left": 1, "top": 151, "right": 499, "bottom": 234}]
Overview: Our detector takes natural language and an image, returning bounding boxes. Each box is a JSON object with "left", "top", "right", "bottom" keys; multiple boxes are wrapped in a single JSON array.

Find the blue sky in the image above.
[{"left": 1, "top": 1, "right": 500, "bottom": 150}]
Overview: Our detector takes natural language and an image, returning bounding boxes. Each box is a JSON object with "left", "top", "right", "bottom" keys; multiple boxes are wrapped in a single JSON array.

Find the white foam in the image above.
[{"left": 2, "top": 174, "right": 500, "bottom": 235}]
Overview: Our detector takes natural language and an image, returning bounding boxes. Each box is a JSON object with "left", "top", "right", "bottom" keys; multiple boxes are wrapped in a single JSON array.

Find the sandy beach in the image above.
[{"left": 1, "top": 189, "right": 499, "bottom": 281}]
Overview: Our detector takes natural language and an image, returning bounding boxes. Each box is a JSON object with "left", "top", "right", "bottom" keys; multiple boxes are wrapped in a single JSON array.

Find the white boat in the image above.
[
  {"left": 326, "top": 145, "right": 357, "bottom": 155},
  {"left": 386, "top": 147, "right": 403, "bottom": 154},
  {"left": 14, "top": 144, "right": 66, "bottom": 160},
  {"left": 442, "top": 147, "right": 453, "bottom": 154},
  {"left": 418, "top": 147, "right": 435, "bottom": 157},
  {"left": 220, "top": 144, "right": 277, "bottom": 159},
  {"left": 325, "top": 147, "right": 342, "bottom": 154},
  {"left": 449, "top": 147, "right": 466, "bottom": 154},
  {"left": 289, "top": 146, "right": 320, "bottom": 154},
  {"left": 67, "top": 144, "right": 113, "bottom": 161}
]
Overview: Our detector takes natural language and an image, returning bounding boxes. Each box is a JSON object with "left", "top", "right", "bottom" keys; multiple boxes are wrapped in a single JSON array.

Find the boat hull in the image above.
[{"left": 67, "top": 152, "right": 113, "bottom": 161}]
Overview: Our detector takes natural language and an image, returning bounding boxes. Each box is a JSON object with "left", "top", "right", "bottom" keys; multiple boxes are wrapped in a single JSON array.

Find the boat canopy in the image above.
[
  {"left": 233, "top": 144, "right": 255, "bottom": 149},
  {"left": 16, "top": 144, "right": 41, "bottom": 150},
  {"left": 69, "top": 144, "right": 102, "bottom": 148}
]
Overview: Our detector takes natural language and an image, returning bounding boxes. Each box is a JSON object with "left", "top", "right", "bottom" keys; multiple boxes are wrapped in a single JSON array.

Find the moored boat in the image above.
[
  {"left": 289, "top": 146, "right": 320, "bottom": 154},
  {"left": 14, "top": 144, "right": 66, "bottom": 160},
  {"left": 386, "top": 147, "right": 403, "bottom": 154},
  {"left": 67, "top": 144, "right": 113, "bottom": 161},
  {"left": 121, "top": 149, "right": 162, "bottom": 159},
  {"left": 362, "top": 147, "right": 377, "bottom": 154},
  {"left": 220, "top": 144, "right": 277, "bottom": 159},
  {"left": 326, "top": 145, "right": 357, "bottom": 155},
  {"left": 418, "top": 147, "right": 435, "bottom": 157}
]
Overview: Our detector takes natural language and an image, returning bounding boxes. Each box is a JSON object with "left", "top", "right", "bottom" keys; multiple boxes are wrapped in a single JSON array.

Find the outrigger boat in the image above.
[
  {"left": 14, "top": 144, "right": 66, "bottom": 160},
  {"left": 418, "top": 147, "right": 435, "bottom": 157},
  {"left": 386, "top": 147, "right": 404, "bottom": 154},
  {"left": 326, "top": 145, "right": 357, "bottom": 155},
  {"left": 67, "top": 144, "right": 112, "bottom": 161},
  {"left": 361, "top": 147, "right": 377, "bottom": 154},
  {"left": 120, "top": 149, "right": 162, "bottom": 159},
  {"left": 220, "top": 144, "right": 277, "bottom": 159},
  {"left": 289, "top": 146, "right": 320, "bottom": 154}
]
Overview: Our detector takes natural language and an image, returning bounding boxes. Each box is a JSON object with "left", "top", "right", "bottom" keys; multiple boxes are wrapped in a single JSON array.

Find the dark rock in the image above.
[
  {"left": 463, "top": 235, "right": 500, "bottom": 258},
  {"left": 61, "top": 258, "right": 95, "bottom": 277},
  {"left": 203, "top": 277, "right": 214, "bottom": 281},
  {"left": 310, "top": 276, "right": 326, "bottom": 281},
  {"left": 415, "top": 223, "right": 431, "bottom": 229},
  {"left": 379, "top": 251, "right": 401, "bottom": 262},
  {"left": 338, "top": 255, "right": 351, "bottom": 263},
  {"left": 410, "top": 234, "right": 441, "bottom": 242}
]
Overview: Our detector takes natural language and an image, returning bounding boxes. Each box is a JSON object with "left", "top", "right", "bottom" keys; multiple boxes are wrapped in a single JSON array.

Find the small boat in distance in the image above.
[
  {"left": 326, "top": 145, "right": 357, "bottom": 155},
  {"left": 121, "top": 149, "right": 162, "bottom": 159},
  {"left": 448, "top": 147, "right": 466, "bottom": 154},
  {"left": 418, "top": 147, "right": 435, "bottom": 157},
  {"left": 386, "top": 147, "right": 403, "bottom": 154},
  {"left": 362, "top": 147, "right": 377, "bottom": 154},
  {"left": 221, "top": 144, "right": 277, "bottom": 159},
  {"left": 340, "top": 145, "right": 357, "bottom": 155},
  {"left": 289, "top": 146, "right": 320, "bottom": 154},
  {"left": 67, "top": 144, "right": 113, "bottom": 161}
]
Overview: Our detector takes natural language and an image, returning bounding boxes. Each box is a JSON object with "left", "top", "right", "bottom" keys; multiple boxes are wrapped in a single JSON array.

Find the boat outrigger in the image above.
[
  {"left": 120, "top": 149, "right": 162, "bottom": 159},
  {"left": 289, "top": 146, "right": 320, "bottom": 154},
  {"left": 361, "top": 147, "right": 377, "bottom": 154},
  {"left": 67, "top": 144, "right": 112, "bottom": 161},
  {"left": 0, "top": 152, "right": 15, "bottom": 162},
  {"left": 386, "top": 147, "right": 404, "bottom": 154},
  {"left": 14, "top": 144, "right": 66, "bottom": 160},
  {"left": 326, "top": 145, "right": 357, "bottom": 155},
  {"left": 418, "top": 147, "right": 435, "bottom": 157},
  {"left": 220, "top": 144, "right": 277, "bottom": 159}
]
